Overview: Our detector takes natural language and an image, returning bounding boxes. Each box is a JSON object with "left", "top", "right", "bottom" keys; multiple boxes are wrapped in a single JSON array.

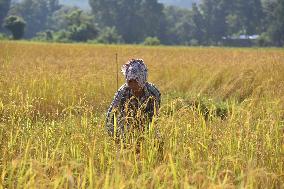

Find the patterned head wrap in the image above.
[{"left": 121, "top": 59, "right": 148, "bottom": 88}]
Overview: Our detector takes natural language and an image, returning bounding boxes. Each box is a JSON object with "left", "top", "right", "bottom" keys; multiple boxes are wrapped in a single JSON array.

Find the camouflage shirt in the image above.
[{"left": 106, "top": 82, "right": 161, "bottom": 137}]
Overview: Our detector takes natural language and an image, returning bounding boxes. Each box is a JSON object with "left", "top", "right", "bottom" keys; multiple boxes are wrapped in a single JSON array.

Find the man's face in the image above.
[{"left": 127, "top": 79, "right": 142, "bottom": 92}]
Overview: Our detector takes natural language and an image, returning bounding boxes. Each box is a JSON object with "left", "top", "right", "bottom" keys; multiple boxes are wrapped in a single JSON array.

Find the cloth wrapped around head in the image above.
[{"left": 121, "top": 59, "right": 148, "bottom": 88}]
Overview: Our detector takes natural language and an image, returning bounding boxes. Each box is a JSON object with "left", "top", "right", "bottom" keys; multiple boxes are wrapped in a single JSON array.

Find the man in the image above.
[{"left": 106, "top": 59, "right": 161, "bottom": 139}]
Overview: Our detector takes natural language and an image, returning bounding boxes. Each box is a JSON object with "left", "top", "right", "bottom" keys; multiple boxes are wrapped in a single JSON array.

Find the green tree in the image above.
[
  {"left": 262, "top": 0, "right": 284, "bottom": 46},
  {"left": 68, "top": 22, "right": 98, "bottom": 42},
  {"left": 95, "top": 26, "right": 123, "bottom": 44},
  {"left": 139, "top": 0, "right": 165, "bottom": 41},
  {"left": 174, "top": 12, "right": 195, "bottom": 45},
  {"left": 232, "top": 0, "right": 263, "bottom": 35},
  {"left": 47, "top": 6, "right": 79, "bottom": 31},
  {"left": 89, "top": 0, "right": 165, "bottom": 43},
  {"left": 0, "top": 0, "right": 11, "bottom": 30},
  {"left": 200, "top": 0, "right": 231, "bottom": 45},
  {"left": 143, "top": 36, "right": 160, "bottom": 45},
  {"left": 191, "top": 3, "right": 205, "bottom": 44},
  {"left": 3, "top": 15, "right": 26, "bottom": 39},
  {"left": 163, "top": 6, "right": 192, "bottom": 45},
  {"left": 9, "top": 0, "right": 60, "bottom": 38},
  {"left": 34, "top": 30, "right": 53, "bottom": 41},
  {"left": 51, "top": 7, "right": 98, "bottom": 42},
  {"left": 115, "top": 0, "right": 145, "bottom": 43},
  {"left": 89, "top": 0, "right": 118, "bottom": 27}
]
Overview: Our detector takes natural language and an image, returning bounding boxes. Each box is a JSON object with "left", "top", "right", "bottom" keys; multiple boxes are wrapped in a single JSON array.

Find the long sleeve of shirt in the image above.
[{"left": 105, "top": 84, "right": 127, "bottom": 136}]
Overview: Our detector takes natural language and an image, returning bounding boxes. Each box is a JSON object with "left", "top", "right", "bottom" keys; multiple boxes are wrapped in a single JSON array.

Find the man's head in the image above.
[{"left": 121, "top": 59, "right": 148, "bottom": 90}]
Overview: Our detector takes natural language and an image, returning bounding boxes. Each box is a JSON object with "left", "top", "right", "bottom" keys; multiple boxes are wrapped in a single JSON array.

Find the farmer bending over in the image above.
[{"left": 106, "top": 59, "right": 161, "bottom": 139}]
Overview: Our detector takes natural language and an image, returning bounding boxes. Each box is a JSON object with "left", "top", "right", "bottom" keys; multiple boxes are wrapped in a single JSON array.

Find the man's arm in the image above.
[
  {"left": 105, "top": 84, "right": 127, "bottom": 136},
  {"left": 147, "top": 82, "right": 161, "bottom": 114},
  {"left": 145, "top": 82, "right": 161, "bottom": 121}
]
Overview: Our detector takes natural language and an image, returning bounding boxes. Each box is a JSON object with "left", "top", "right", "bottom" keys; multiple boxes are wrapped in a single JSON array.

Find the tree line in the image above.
[{"left": 0, "top": 0, "right": 283, "bottom": 46}]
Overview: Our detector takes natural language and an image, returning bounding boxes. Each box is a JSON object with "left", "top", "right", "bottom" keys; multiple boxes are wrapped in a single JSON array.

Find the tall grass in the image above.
[{"left": 0, "top": 41, "right": 283, "bottom": 188}]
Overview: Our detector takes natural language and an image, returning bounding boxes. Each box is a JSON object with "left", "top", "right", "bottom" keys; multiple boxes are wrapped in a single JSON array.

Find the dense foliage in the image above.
[
  {"left": 0, "top": 0, "right": 11, "bottom": 31},
  {"left": 3, "top": 15, "right": 25, "bottom": 39},
  {"left": 0, "top": 0, "right": 283, "bottom": 46}
]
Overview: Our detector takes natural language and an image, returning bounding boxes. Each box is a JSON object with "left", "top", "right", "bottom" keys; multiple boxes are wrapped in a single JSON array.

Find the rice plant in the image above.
[{"left": 0, "top": 41, "right": 283, "bottom": 188}]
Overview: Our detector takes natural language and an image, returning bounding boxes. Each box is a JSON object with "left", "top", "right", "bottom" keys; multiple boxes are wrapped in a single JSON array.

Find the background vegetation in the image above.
[
  {"left": 0, "top": 41, "right": 283, "bottom": 188},
  {"left": 0, "top": 0, "right": 283, "bottom": 46}
]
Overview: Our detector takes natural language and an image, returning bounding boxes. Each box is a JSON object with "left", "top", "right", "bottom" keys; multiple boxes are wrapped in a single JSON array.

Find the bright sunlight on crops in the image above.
[{"left": 0, "top": 41, "right": 284, "bottom": 188}]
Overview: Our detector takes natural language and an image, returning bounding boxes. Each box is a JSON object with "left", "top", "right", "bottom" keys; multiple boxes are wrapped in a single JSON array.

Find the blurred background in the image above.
[{"left": 0, "top": 0, "right": 283, "bottom": 46}]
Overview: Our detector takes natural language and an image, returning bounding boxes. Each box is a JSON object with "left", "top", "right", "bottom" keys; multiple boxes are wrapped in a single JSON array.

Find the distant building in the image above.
[{"left": 222, "top": 34, "right": 259, "bottom": 46}]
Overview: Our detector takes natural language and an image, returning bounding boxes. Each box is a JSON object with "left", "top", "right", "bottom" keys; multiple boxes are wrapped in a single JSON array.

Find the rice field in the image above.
[{"left": 0, "top": 41, "right": 284, "bottom": 188}]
